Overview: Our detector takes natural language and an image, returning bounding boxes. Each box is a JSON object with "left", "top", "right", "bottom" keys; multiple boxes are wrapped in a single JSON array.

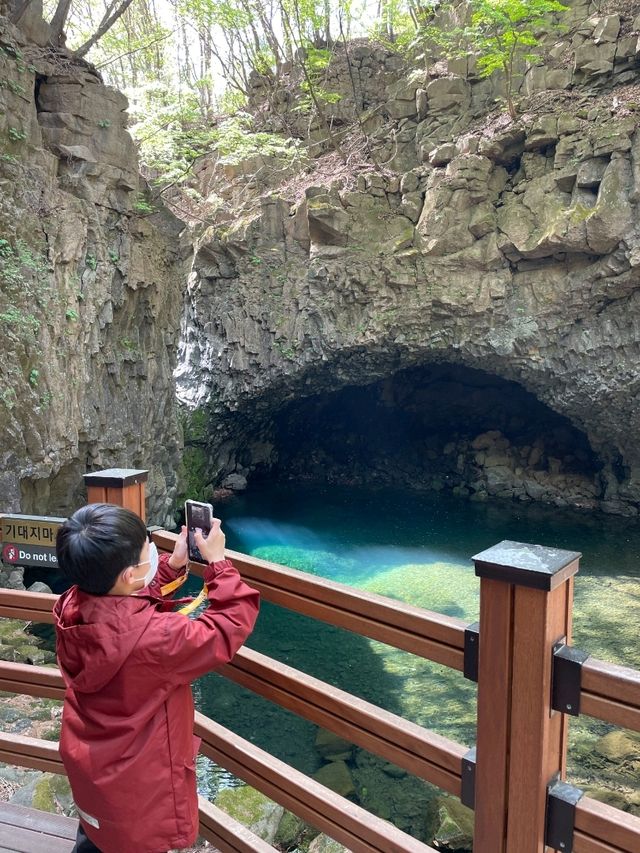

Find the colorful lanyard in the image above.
[
  {"left": 177, "top": 585, "right": 208, "bottom": 615},
  {"left": 159, "top": 565, "right": 207, "bottom": 616}
]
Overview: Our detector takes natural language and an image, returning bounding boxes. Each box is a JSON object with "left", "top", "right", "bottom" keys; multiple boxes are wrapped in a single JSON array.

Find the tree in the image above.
[
  {"left": 44, "top": 0, "right": 140, "bottom": 51},
  {"left": 49, "top": 0, "right": 74, "bottom": 42},
  {"left": 425, "top": 0, "right": 568, "bottom": 119},
  {"left": 74, "top": 0, "right": 138, "bottom": 57}
]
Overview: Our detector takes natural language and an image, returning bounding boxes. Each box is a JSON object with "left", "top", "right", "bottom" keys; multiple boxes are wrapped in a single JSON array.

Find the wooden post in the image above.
[
  {"left": 83, "top": 469, "right": 148, "bottom": 522},
  {"left": 472, "top": 540, "right": 581, "bottom": 853}
]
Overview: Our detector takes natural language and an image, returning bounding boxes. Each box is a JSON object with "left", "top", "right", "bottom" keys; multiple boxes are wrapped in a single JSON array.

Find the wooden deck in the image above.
[
  {"left": 0, "top": 799, "right": 267, "bottom": 853},
  {"left": 0, "top": 802, "right": 76, "bottom": 852}
]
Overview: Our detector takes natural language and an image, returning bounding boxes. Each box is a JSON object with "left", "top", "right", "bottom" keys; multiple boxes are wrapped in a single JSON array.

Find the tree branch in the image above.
[
  {"left": 73, "top": 0, "right": 137, "bottom": 58},
  {"left": 96, "top": 27, "right": 176, "bottom": 69},
  {"left": 49, "top": 0, "right": 73, "bottom": 42},
  {"left": 9, "top": 1, "right": 31, "bottom": 24}
]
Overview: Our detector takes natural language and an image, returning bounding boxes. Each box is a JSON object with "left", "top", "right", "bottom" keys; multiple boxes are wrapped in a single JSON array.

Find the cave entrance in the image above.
[{"left": 261, "top": 363, "right": 603, "bottom": 509}]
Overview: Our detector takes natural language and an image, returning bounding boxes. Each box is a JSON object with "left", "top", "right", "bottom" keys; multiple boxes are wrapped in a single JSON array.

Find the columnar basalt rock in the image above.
[
  {"left": 178, "top": 1, "right": 640, "bottom": 516},
  {"left": 0, "top": 16, "right": 190, "bottom": 524}
]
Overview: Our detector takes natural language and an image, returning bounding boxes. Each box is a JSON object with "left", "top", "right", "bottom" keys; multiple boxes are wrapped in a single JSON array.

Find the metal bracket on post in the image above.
[
  {"left": 463, "top": 621, "right": 479, "bottom": 682},
  {"left": 461, "top": 746, "right": 476, "bottom": 810},
  {"left": 546, "top": 776, "right": 583, "bottom": 852},
  {"left": 552, "top": 641, "right": 590, "bottom": 716}
]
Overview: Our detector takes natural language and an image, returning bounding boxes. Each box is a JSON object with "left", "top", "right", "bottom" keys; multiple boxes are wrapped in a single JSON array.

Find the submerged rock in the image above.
[
  {"left": 215, "top": 786, "right": 284, "bottom": 844},
  {"left": 314, "top": 728, "right": 355, "bottom": 762},
  {"left": 273, "top": 809, "right": 319, "bottom": 849},
  {"left": 308, "top": 834, "right": 352, "bottom": 852},
  {"left": 595, "top": 730, "right": 640, "bottom": 763},
  {"left": 431, "top": 797, "right": 474, "bottom": 851},
  {"left": 312, "top": 760, "right": 355, "bottom": 798}
]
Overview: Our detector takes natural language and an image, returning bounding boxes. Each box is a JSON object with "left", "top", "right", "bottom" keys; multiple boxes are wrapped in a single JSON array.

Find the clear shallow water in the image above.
[{"left": 193, "top": 484, "right": 640, "bottom": 829}]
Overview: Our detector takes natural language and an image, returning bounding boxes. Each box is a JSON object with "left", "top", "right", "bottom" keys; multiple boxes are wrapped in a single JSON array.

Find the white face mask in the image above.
[{"left": 133, "top": 542, "right": 158, "bottom": 589}]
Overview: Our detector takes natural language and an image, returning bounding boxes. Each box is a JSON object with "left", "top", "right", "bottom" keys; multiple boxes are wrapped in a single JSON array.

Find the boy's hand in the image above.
[
  {"left": 168, "top": 525, "right": 188, "bottom": 570},
  {"left": 194, "top": 519, "right": 226, "bottom": 564}
]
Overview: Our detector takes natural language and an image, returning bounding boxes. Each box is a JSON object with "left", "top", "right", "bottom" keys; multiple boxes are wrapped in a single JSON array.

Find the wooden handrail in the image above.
[
  {"left": 1, "top": 727, "right": 639, "bottom": 853},
  {"left": 222, "top": 647, "right": 466, "bottom": 796},
  {"left": 0, "top": 724, "right": 436, "bottom": 853},
  {"left": 0, "top": 731, "right": 64, "bottom": 775},
  {"left": 574, "top": 796, "right": 640, "bottom": 853},
  {"left": 580, "top": 658, "right": 640, "bottom": 733},
  {"left": 0, "top": 660, "right": 64, "bottom": 700},
  {"left": 197, "top": 797, "right": 276, "bottom": 852},
  {"left": 0, "top": 653, "right": 464, "bottom": 794},
  {"left": 152, "top": 531, "right": 467, "bottom": 670},
  {"left": 0, "top": 532, "right": 638, "bottom": 852},
  {"left": 0, "top": 588, "right": 57, "bottom": 624},
  {"left": 3, "top": 543, "right": 640, "bottom": 736},
  {"left": 194, "top": 711, "right": 436, "bottom": 853}
]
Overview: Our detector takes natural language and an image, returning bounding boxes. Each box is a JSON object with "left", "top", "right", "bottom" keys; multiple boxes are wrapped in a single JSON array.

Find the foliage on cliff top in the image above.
[
  {"left": 422, "top": 0, "right": 569, "bottom": 119},
  {"left": 130, "top": 91, "right": 303, "bottom": 188}
]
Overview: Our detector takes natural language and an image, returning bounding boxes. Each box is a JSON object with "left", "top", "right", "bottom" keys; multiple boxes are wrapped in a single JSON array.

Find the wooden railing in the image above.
[{"left": 0, "top": 469, "right": 639, "bottom": 852}]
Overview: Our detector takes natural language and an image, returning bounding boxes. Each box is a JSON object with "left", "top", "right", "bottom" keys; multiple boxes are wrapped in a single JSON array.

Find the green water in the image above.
[{"left": 194, "top": 484, "right": 640, "bottom": 835}]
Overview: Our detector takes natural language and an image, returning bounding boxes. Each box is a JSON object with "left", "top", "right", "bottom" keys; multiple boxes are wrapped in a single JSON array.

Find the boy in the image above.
[{"left": 54, "top": 503, "right": 260, "bottom": 853}]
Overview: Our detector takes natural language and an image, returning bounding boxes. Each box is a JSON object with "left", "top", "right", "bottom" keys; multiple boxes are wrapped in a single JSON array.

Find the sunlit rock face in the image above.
[
  {"left": 0, "top": 16, "right": 190, "bottom": 524},
  {"left": 177, "top": 2, "right": 640, "bottom": 515}
]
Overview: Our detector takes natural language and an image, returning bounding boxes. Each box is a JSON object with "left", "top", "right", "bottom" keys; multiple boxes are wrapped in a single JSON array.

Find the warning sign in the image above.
[{"left": 0, "top": 514, "right": 64, "bottom": 568}]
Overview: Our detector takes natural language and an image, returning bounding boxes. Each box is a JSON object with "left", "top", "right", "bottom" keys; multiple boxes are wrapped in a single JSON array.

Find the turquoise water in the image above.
[{"left": 193, "top": 484, "right": 640, "bottom": 833}]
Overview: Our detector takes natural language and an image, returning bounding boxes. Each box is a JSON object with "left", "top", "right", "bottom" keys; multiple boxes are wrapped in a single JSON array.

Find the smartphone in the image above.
[{"left": 185, "top": 500, "right": 213, "bottom": 563}]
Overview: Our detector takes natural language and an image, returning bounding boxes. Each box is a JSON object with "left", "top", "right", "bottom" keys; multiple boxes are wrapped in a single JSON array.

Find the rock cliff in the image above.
[
  {"left": 0, "top": 13, "right": 189, "bottom": 524},
  {"left": 178, "top": 0, "right": 640, "bottom": 516}
]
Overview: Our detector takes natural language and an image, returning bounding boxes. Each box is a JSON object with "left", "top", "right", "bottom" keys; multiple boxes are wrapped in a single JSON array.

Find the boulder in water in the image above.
[
  {"left": 431, "top": 797, "right": 474, "bottom": 851},
  {"left": 215, "top": 785, "right": 284, "bottom": 844},
  {"left": 313, "top": 760, "right": 355, "bottom": 798}
]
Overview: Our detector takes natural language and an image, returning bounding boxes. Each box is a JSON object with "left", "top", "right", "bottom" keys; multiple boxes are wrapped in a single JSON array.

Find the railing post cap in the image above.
[
  {"left": 84, "top": 468, "right": 149, "bottom": 488},
  {"left": 472, "top": 539, "right": 581, "bottom": 590}
]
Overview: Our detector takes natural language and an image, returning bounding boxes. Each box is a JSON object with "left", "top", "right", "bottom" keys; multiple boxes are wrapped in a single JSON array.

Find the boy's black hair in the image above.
[{"left": 56, "top": 503, "right": 147, "bottom": 595}]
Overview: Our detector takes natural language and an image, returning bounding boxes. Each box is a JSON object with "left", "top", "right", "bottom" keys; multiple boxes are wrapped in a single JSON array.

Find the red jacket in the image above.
[{"left": 54, "top": 553, "right": 260, "bottom": 853}]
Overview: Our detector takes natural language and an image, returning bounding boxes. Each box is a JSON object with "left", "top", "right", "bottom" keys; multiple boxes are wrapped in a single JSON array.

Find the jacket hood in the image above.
[{"left": 54, "top": 586, "right": 155, "bottom": 693}]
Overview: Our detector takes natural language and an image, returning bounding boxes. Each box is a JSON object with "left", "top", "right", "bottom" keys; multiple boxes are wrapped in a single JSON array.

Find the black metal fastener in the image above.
[
  {"left": 552, "top": 642, "right": 590, "bottom": 716},
  {"left": 464, "top": 621, "right": 480, "bottom": 682},
  {"left": 461, "top": 746, "right": 476, "bottom": 810},
  {"left": 546, "top": 775, "right": 583, "bottom": 852}
]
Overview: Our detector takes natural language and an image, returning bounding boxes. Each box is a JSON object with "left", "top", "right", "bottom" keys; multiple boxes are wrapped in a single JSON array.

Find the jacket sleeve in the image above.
[
  {"left": 155, "top": 559, "right": 260, "bottom": 685},
  {"left": 150, "top": 552, "right": 187, "bottom": 595}
]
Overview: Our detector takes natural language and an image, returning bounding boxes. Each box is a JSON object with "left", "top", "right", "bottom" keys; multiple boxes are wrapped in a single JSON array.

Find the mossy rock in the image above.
[
  {"left": 381, "top": 761, "right": 407, "bottom": 779},
  {"left": 0, "top": 619, "right": 29, "bottom": 640},
  {"left": 30, "top": 700, "right": 61, "bottom": 722},
  {"left": 274, "top": 809, "right": 319, "bottom": 849},
  {"left": 584, "top": 787, "right": 633, "bottom": 812},
  {"left": 42, "top": 722, "right": 62, "bottom": 741},
  {"left": 215, "top": 785, "right": 283, "bottom": 843},
  {"left": 312, "top": 760, "right": 355, "bottom": 798},
  {"left": 13, "top": 644, "right": 54, "bottom": 665},
  {"left": 11, "top": 773, "right": 74, "bottom": 815},
  {"left": 3, "top": 633, "right": 38, "bottom": 648},
  {"left": 594, "top": 730, "right": 640, "bottom": 761},
  {"left": 308, "top": 835, "right": 350, "bottom": 852},
  {"left": 431, "top": 797, "right": 474, "bottom": 851}
]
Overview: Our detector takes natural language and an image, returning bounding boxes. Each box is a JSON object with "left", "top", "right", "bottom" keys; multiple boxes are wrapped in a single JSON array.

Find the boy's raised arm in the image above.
[
  {"left": 151, "top": 526, "right": 190, "bottom": 590},
  {"left": 156, "top": 558, "right": 260, "bottom": 685}
]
